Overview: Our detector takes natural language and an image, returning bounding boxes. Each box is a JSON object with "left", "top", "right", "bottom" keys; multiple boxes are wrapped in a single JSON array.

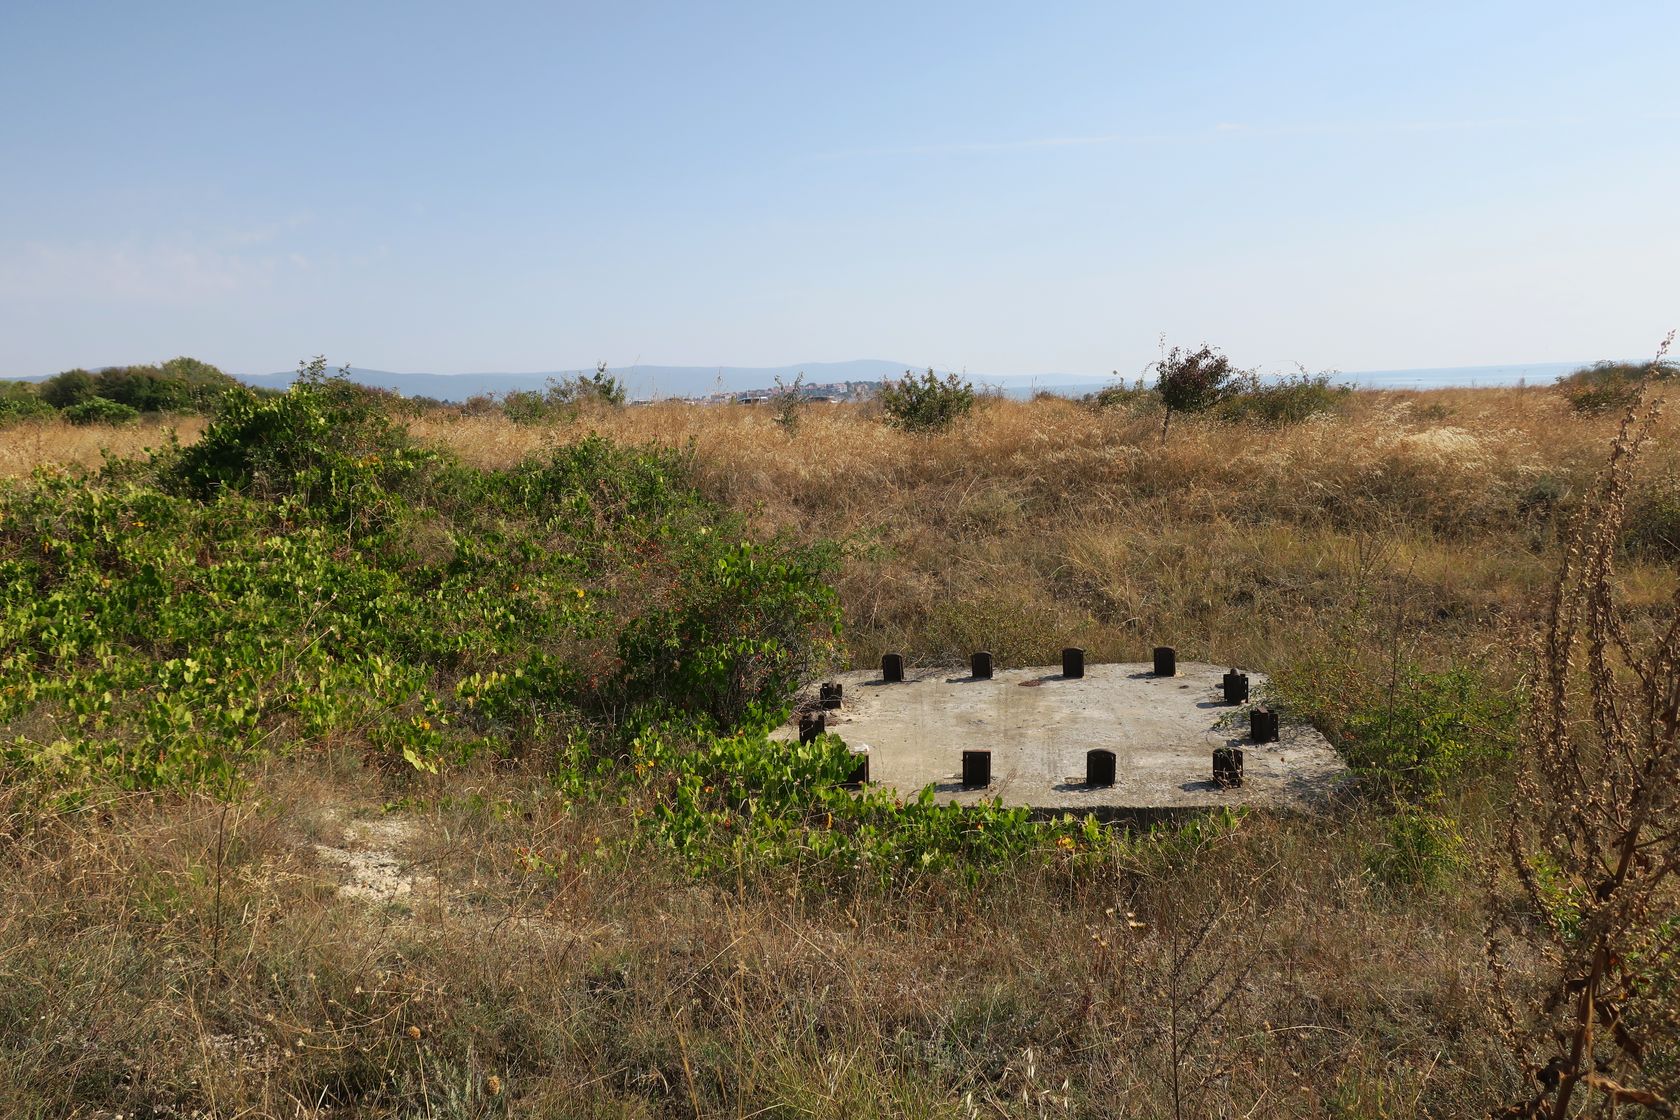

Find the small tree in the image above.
[
  {"left": 770, "top": 372, "right": 808, "bottom": 433},
  {"left": 1153, "top": 344, "right": 1241, "bottom": 441},
  {"left": 546, "top": 362, "right": 626, "bottom": 408},
  {"left": 39, "top": 368, "right": 96, "bottom": 409},
  {"left": 880, "top": 368, "right": 975, "bottom": 432}
]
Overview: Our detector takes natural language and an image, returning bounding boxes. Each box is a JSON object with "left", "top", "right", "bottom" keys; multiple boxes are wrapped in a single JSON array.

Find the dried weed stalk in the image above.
[
  {"left": 1133, "top": 876, "right": 1258, "bottom": 1120},
  {"left": 1495, "top": 334, "right": 1680, "bottom": 1118}
]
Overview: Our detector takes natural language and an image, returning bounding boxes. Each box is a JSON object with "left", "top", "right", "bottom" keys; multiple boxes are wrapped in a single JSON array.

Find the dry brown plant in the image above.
[
  {"left": 1494, "top": 336, "right": 1680, "bottom": 1118},
  {"left": 0, "top": 414, "right": 205, "bottom": 477}
]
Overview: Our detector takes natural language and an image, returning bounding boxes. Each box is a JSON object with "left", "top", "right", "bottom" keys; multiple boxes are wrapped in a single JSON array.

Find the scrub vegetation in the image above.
[
  {"left": 1, "top": 355, "right": 1678, "bottom": 1117},
  {"left": 0, "top": 356, "right": 246, "bottom": 427}
]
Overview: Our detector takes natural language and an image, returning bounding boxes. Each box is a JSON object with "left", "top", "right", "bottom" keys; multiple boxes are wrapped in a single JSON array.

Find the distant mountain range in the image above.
[
  {"left": 234, "top": 358, "right": 1593, "bottom": 401},
  {"left": 9, "top": 357, "right": 1599, "bottom": 401},
  {"left": 236, "top": 360, "right": 925, "bottom": 401}
]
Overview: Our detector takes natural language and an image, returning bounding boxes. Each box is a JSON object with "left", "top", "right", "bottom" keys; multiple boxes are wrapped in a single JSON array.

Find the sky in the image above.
[{"left": 1, "top": 1, "right": 1676, "bottom": 379}]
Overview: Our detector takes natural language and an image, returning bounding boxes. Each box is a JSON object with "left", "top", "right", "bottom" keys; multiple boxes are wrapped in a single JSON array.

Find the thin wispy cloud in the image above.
[
  {"left": 812, "top": 112, "right": 1629, "bottom": 161},
  {"left": 0, "top": 236, "right": 312, "bottom": 306},
  {"left": 0, "top": 214, "right": 322, "bottom": 307},
  {"left": 812, "top": 132, "right": 1167, "bottom": 159}
]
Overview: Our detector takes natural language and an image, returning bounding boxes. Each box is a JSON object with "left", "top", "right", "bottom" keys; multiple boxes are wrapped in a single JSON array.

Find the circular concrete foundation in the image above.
[{"left": 773, "top": 660, "right": 1346, "bottom": 814}]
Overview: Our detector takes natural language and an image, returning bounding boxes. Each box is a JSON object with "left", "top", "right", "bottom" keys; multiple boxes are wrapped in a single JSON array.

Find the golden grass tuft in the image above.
[{"left": 0, "top": 414, "right": 206, "bottom": 478}]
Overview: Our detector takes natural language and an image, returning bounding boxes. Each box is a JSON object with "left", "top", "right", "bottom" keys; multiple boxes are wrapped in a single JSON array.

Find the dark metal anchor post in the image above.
[{"left": 881, "top": 653, "right": 904, "bottom": 683}]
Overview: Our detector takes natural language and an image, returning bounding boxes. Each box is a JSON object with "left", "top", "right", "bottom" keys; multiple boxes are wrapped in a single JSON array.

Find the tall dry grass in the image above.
[
  {"left": 411, "top": 391, "right": 1675, "bottom": 678},
  {"left": 1495, "top": 384, "right": 1680, "bottom": 1114},
  {"left": 0, "top": 414, "right": 206, "bottom": 477},
  {"left": 0, "top": 754, "right": 1518, "bottom": 1117}
]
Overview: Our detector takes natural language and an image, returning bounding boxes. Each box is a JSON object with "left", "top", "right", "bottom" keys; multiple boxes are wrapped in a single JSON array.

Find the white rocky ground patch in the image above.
[{"left": 313, "top": 814, "right": 434, "bottom": 905}]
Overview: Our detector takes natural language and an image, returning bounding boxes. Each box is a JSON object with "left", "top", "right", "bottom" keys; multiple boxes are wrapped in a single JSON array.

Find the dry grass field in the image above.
[
  {"left": 408, "top": 388, "right": 1678, "bottom": 677},
  {"left": 2, "top": 387, "right": 1676, "bottom": 1117},
  {"left": 0, "top": 413, "right": 207, "bottom": 478}
]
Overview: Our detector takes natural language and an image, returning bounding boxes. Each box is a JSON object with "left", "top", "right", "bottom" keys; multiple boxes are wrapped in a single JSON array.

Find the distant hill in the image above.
[
  {"left": 1336, "top": 361, "right": 1585, "bottom": 389},
  {"left": 246, "top": 359, "right": 1594, "bottom": 401},
  {"left": 13, "top": 357, "right": 1614, "bottom": 402},
  {"left": 237, "top": 360, "right": 923, "bottom": 402}
]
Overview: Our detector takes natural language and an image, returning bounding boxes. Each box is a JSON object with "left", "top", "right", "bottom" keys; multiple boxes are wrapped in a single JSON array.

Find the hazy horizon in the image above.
[{"left": 3, "top": 355, "right": 1613, "bottom": 399}]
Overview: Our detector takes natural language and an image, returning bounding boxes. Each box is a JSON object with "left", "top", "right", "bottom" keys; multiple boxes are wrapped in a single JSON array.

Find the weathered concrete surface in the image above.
[{"left": 772, "top": 661, "right": 1345, "bottom": 813}]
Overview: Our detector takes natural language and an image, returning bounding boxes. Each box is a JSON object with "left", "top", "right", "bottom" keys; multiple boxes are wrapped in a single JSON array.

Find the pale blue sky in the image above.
[{"left": 2, "top": 1, "right": 1675, "bottom": 378}]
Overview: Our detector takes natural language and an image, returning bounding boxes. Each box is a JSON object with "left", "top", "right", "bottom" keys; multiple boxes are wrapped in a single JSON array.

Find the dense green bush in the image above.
[
  {"left": 167, "top": 358, "right": 436, "bottom": 526},
  {"left": 1153, "top": 343, "right": 1243, "bottom": 437},
  {"left": 1, "top": 374, "right": 843, "bottom": 794},
  {"left": 880, "top": 368, "right": 976, "bottom": 432},
  {"left": 0, "top": 382, "right": 54, "bottom": 425},
  {"left": 1272, "top": 656, "right": 1515, "bottom": 803},
  {"left": 552, "top": 363, "right": 627, "bottom": 407},
  {"left": 1, "top": 366, "right": 1144, "bottom": 879},
  {"left": 1364, "top": 806, "right": 1465, "bottom": 891},
  {"left": 38, "top": 369, "right": 96, "bottom": 409},
  {"left": 61, "top": 397, "right": 140, "bottom": 426},
  {"left": 36, "top": 357, "right": 240, "bottom": 416},
  {"left": 1215, "top": 372, "right": 1350, "bottom": 425},
  {"left": 1557, "top": 359, "right": 1679, "bottom": 413},
  {"left": 503, "top": 364, "right": 627, "bottom": 424},
  {"left": 630, "top": 727, "right": 1109, "bottom": 882},
  {"left": 617, "top": 540, "right": 841, "bottom": 730},
  {"left": 500, "top": 389, "right": 550, "bottom": 425},
  {"left": 95, "top": 357, "right": 239, "bottom": 412},
  {"left": 1087, "top": 377, "right": 1159, "bottom": 412}
]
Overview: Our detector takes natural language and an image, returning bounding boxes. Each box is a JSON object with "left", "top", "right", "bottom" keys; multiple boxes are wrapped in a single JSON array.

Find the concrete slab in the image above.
[{"left": 772, "top": 661, "right": 1346, "bottom": 814}]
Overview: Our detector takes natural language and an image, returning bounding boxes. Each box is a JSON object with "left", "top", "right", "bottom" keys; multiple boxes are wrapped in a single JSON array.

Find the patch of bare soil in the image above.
[{"left": 312, "top": 814, "right": 435, "bottom": 906}]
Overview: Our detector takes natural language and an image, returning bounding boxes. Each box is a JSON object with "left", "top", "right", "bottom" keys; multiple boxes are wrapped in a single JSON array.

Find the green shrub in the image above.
[
  {"left": 1153, "top": 343, "right": 1243, "bottom": 437},
  {"left": 1557, "top": 359, "right": 1679, "bottom": 414},
  {"left": 503, "top": 365, "right": 627, "bottom": 424},
  {"left": 1624, "top": 474, "right": 1680, "bottom": 559},
  {"left": 630, "top": 727, "right": 1109, "bottom": 882},
  {"left": 500, "top": 389, "right": 549, "bottom": 425},
  {"left": 1271, "top": 656, "right": 1515, "bottom": 802},
  {"left": 616, "top": 539, "right": 842, "bottom": 730},
  {"left": 61, "top": 397, "right": 140, "bottom": 426},
  {"left": 880, "top": 368, "right": 975, "bottom": 432},
  {"left": 1345, "top": 666, "right": 1515, "bottom": 800},
  {"left": 0, "top": 382, "right": 54, "bottom": 425},
  {"left": 1086, "top": 375, "right": 1158, "bottom": 412},
  {"left": 1364, "top": 807, "right": 1465, "bottom": 891},
  {"left": 92, "top": 357, "right": 239, "bottom": 413},
  {"left": 167, "top": 357, "right": 434, "bottom": 525},
  {"left": 770, "top": 373, "right": 808, "bottom": 432},
  {"left": 36, "top": 358, "right": 239, "bottom": 416},
  {"left": 38, "top": 369, "right": 96, "bottom": 409},
  {"left": 1215, "top": 372, "right": 1349, "bottom": 425},
  {"left": 0, "top": 388, "right": 859, "bottom": 796},
  {"left": 549, "top": 363, "right": 626, "bottom": 408}
]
